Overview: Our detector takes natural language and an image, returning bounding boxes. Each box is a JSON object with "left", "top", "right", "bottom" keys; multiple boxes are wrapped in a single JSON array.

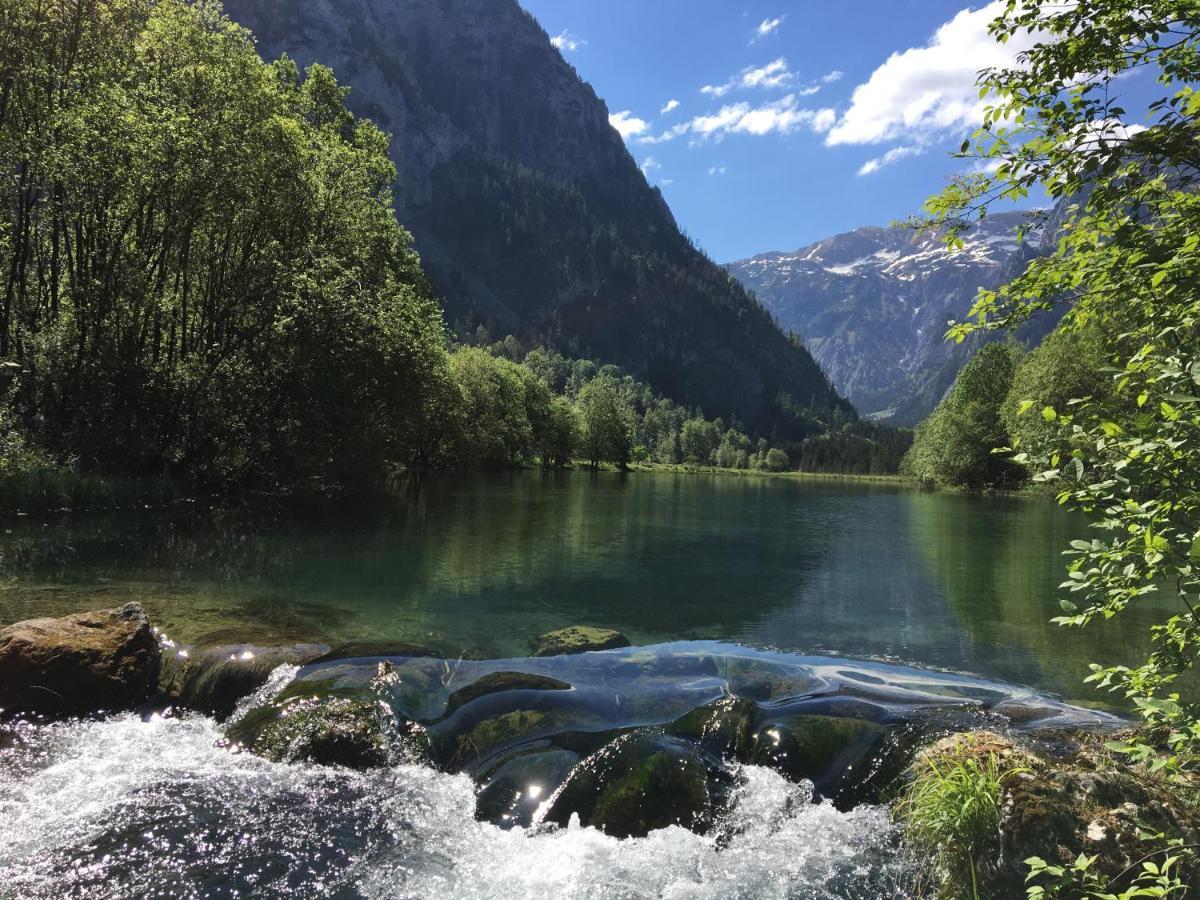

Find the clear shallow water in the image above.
[{"left": 0, "top": 470, "right": 1172, "bottom": 706}]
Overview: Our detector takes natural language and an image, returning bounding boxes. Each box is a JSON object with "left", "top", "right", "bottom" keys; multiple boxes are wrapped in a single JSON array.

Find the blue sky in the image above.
[{"left": 517, "top": 1, "right": 1137, "bottom": 262}]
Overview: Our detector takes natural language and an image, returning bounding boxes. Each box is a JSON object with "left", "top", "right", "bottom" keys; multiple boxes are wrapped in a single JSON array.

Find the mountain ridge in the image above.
[
  {"left": 221, "top": 0, "right": 853, "bottom": 436},
  {"left": 727, "top": 210, "right": 1054, "bottom": 424}
]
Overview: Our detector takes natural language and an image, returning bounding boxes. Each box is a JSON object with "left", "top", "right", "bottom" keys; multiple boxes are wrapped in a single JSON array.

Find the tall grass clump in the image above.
[{"left": 894, "top": 733, "right": 1028, "bottom": 898}]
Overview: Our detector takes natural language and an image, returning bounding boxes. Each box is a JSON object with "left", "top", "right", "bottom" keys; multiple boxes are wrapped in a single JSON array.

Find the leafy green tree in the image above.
[
  {"left": 1001, "top": 325, "right": 1112, "bottom": 457},
  {"left": 763, "top": 448, "right": 790, "bottom": 473},
  {"left": 680, "top": 418, "right": 720, "bottom": 465},
  {"left": 0, "top": 0, "right": 448, "bottom": 489},
  {"left": 901, "top": 344, "right": 1025, "bottom": 489},
  {"left": 447, "top": 347, "right": 532, "bottom": 465},
  {"left": 919, "top": 0, "right": 1200, "bottom": 785},
  {"left": 576, "top": 375, "right": 632, "bottom": 468}
]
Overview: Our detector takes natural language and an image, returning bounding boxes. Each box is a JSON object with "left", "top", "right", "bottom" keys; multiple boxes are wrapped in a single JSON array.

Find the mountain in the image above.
[
  {"left": 727, "top": 211, "right": 1055, "bottom": 425},
  {"left": 220, "top": 0, "right": 852, "bottom": 436}
]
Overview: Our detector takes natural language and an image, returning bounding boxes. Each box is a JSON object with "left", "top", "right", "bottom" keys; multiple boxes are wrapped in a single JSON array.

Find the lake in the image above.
[
  {"left": 0, "top": 471, "right": 1167, "bottom": 898},
  {"left": 0, "top": 470, "right": 1163, "bottom": 706}
]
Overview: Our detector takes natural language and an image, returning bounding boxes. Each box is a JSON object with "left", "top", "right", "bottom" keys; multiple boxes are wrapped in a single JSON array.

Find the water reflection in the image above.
[{"left": 0, "top": 471, "right": 1169, "bottom": 704}]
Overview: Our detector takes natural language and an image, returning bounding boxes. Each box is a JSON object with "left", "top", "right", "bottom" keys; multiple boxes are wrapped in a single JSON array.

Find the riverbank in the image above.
[{"left": 626, "top": 461, "right": 906, "bottom": 483}]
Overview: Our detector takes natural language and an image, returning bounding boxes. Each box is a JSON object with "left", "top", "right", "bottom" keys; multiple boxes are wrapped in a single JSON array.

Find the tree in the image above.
[
  {"left": 763, "top": 448, "right": 790, "bottom": 473},
  {"left": 1001, "top": 324, "right": 1112, "bottom": 457},
  {"left": 917, "top": 0, "right": 1200, "bottom": 794},
  {"left": 447, "top": 347, "right": 532, "bottom": 465},
  {"left": 680, "top": 418, "right": 720, "bottom": 465},
  {"left": 576, "top": 375, "right": 632, "bottom": 468},
  {"left": 0, "top": 0, "right": 448, "bottom": 489},
  {"left": 901, "top": 344, "right": 1025, "bottom": 489}
]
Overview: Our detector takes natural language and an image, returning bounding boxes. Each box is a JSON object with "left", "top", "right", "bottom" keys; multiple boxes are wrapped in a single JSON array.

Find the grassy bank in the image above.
[{"left": 627, "top": 461, "right": 906, "bottom": 483}]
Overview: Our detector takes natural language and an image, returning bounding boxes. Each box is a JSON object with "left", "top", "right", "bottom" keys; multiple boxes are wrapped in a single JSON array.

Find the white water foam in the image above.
[{"left": 0, "top": 714, "right": 905, "bottom": 899}]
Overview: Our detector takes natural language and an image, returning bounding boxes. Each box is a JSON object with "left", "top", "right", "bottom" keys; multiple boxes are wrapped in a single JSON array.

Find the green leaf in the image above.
[{"left": 1042, "top": 406, "right": 1058, "bottom": 422}]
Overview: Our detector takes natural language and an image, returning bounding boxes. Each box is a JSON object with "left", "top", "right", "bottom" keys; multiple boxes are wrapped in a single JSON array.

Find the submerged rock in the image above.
[
  {"left": 543, "top": 732, "right": 723, "bottom": 838},
  {"left": 748, "top": 714, "right": 886, "bottom": 800},
  {"left": 0, "top": 603, "right": 160, "bottom": 719},
  {"left": 311, "top": 642, "right": 443, "bottom": 664},
  {"left": 444, "top": 671, "right": 572, "bottom": 714},
  {"left": 157, "top": 642, "right": 329, "bottom": 720},
  {"left": 531, "top": 626, "right": 630, "bottom": 657},
  {"left": 475, "top": 748, "right": 581, "bottom": 827}
]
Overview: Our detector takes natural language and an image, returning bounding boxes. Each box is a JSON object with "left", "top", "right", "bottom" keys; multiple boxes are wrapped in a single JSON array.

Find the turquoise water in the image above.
[{"left": 0, "top": 470, "right": 1168, "bottom": 705}]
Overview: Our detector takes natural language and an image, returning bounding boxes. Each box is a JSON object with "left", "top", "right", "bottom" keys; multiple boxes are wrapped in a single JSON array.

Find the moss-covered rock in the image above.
[
  {"left": 226, "top": 670, "right": 428, "bottom": 769},
  {"left": 156, "top": 642, "right": 329, "bottom": 720},
  {"left": 665, "top": 697, "right": 757, "bottom": 761},
  {"left": 747, "top": 714, "right": 886, "bottom": 799},
  {"left": 531, "top": 626, "right": 629, "bottom": 657},
  {"left": 444, "top": 671, "right": 571, "bottom": 715},
  {"left": 543, "top": 732, "right": 720, "bottom": 838},
  {"left": 0, "top": 603, "right": 160, "bottom": 719},
  {"left": 898, "top": 730, "right": 1200, "bottom": 898}
]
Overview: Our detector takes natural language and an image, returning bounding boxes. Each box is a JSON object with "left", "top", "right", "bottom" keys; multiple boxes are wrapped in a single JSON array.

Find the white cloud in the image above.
[
  {"left": 661, "top": 99, "right": 680, "bottom": 115},
  {"left": 753, "top": 16, "right": 784, "bottom": 41},
  {"left": 640, "top": 156, "right": 660, "bottom": 175},
  {"left": 646, "top": 94, "right": 836, "bottom": 143},
  {"left": 702, "top": 58, "right": 794, "bottom": 98},
  {"left": 550, "top": 30, "right": 586, "bottom": 53},
  {"left": 826, "top": 2, "right": 1034, "bottom": 147},
  {"left": 708, "top": 164, "right": 727, "bottom": 176},
  {"left": 821, "top": 70, "right": 844, "bottom": 84},
  {"left": 609, "top": 110, "right": 649, "bottom": 140},
  {"left": 857, "top": 144, "right": 922, "bottom": 176}
]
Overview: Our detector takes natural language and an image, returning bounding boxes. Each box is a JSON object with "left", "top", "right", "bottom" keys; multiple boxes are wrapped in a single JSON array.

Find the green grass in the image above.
[{"left": 894, "top": 735, "right": 1029, "bottom": 899}]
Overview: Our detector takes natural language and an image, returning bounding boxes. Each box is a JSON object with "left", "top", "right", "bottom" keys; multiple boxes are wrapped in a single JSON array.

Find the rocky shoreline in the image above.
[{"left": 2, "top": 603, "right": 1192, "bottom": 897}]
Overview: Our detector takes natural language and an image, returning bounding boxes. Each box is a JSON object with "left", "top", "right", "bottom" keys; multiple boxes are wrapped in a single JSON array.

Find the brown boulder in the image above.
[{"left": 0, "top": 603, "right": 160, "bottom": 718}]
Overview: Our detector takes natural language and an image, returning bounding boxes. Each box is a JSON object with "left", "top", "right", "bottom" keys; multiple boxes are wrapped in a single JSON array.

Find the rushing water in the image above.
[{"left": 0, "top": 472, "right": 1170, "bottom": 898}]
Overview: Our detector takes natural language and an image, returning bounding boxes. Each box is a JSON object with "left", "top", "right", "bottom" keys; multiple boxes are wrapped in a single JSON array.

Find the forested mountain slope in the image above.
[{"left": 222, "top": 0, "right": 852, "bottom": 436}]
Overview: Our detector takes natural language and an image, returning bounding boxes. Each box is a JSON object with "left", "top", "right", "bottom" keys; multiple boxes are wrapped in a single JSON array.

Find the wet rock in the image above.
[
  {"left": 227, "top": 671, "right": 429, "bottom": 769},
  {"left": 157, "top": 642, "right": 329, "bottom": 720},
  {"left": 0, "top": 603, "right": 160, "bottom": 719},
  {"left": 444, "top": 671, "right": 571, "bottom": 714},
  {"left": 665, "top": 697, "right": 757, "bottom": 761},
  {"left": 475, "top": 748, "right": 581, "bottom": 827},
  {"left": 243, "top": 696, "right": 393, "bottom": 768},
  {"left": 543, "top": 732, "right": 722, "bottom": 838},
  {"left": 310, "top": 642, "right": 443, "bottom": 664},
  {"left": 531, "top": 626, "right": 630, "bottom": 657},
  {"left": 439, "top": 708, "right": 552, "bottom": 770},
  {"left": 747, "top": 714, "right": 886, "bottom": 799}
]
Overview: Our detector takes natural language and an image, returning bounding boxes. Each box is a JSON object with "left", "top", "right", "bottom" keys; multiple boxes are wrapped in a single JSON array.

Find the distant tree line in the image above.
[{"left": 431, "top": 336, "right": 910, "bottom": 474}]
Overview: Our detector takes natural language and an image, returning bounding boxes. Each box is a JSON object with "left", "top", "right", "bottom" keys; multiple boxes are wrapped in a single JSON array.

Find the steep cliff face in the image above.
[
  {"left": 222, "top": 0, "right": 851, "bottom": 435},
  {"left": 728, "top": 212, "right": 1054, "bottom": 425}
]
